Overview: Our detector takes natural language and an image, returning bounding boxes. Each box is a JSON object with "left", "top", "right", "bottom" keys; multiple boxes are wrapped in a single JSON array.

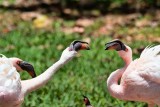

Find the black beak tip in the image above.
[
  {"left": 105, "top": 43, "right": 109, "bottom": 50},
  {"left": 105, "top": 46, "right": 109, "bottom": 50},
  {"left": 19, "top": 61, "right": 36, "bottom": 78}
]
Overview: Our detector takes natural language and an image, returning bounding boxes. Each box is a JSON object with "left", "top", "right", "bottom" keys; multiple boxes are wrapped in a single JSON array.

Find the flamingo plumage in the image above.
[
  {"left": 106, "top": 39, "right": 160, "bottom": 107},
  {"left": 0, "top": 56, "right": 34, "bottom": 107},
  {"left": 0, "top": 40, "right": 89, "bottom": 107}
]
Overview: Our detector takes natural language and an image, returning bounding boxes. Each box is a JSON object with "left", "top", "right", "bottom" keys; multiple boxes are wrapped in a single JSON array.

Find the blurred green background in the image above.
[{"left": 0, "top": 0, "right": 160, "bottom": 107}]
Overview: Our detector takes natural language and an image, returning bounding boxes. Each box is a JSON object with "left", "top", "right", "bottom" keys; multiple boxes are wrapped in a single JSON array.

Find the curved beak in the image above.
[
  {"left": 69, "top": 40, "right": 90, "bottom": 51},
  {"left": 105, "top": 39, "right": 126, "bottom": 51},
  {"left": 19, "top": 61, "right": 36, "bottom": 78}
]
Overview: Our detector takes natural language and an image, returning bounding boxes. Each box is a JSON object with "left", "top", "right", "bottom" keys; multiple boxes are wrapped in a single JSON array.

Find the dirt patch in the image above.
[{"left": 0, "top": 9, "right": 160, "bottom": 43}]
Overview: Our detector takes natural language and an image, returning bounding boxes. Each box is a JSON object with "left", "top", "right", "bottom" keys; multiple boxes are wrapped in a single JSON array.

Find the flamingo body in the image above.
[
  {"left": 0, "top": 56, "right": 24, "bottom": 107},
  {"left": 106, "top": 40, "right": 160, "bottom": 107},
  {"left": 121, "top": 46, "right": 160, "bottom": 103},
  {"left": 0, "top": 40, "right": 89, "bottom": 107}
]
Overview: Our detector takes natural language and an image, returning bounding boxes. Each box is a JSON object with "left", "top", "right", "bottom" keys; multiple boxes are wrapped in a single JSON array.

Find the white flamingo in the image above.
[
  {"left": 106, "top": 39, "right": 160, "bottom": 107},
  {"left": 0, "top": 40, "right": 90, "bottom": 107}
]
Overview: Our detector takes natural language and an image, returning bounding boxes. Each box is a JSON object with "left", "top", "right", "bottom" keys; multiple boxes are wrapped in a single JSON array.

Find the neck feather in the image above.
[
  {"left": 122, "top": 55, "right": 132, "bottom": 66},
  {"left": 118, "top": 47, "right": 132, "bottom": 66}
]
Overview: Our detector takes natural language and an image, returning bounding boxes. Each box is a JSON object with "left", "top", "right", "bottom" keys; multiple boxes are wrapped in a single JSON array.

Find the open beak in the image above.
[
  {"left": 69, "top": 40, "right": 90, "bottom": 51},
  {"left": 19, "top": 61, "right": 36, "bottom": 78},
  {"left": 105, "top": 39, "right": 127, "bottom": 51}
]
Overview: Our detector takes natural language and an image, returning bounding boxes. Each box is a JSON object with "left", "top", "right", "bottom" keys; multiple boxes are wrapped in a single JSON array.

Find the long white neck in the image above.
[
  {"left": 107, "top": 46, "right": 132, "bottom": 99},
  {"left": 21, "top": 48, "right": 76, "bottom": 95}
]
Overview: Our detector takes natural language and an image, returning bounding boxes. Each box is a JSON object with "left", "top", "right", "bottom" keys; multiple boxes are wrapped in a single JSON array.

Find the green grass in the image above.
[
  {"left": 1, "top": 19, "right": 159, "bottom": 107},
  {"left": 0, "top": 30, "right": 145, "bottom": 107}
]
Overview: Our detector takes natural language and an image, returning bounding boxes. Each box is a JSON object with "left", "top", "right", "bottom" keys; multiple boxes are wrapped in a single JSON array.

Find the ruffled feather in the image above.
[{"left": 0, "top": 55, "right": 20, "bottom": 89}]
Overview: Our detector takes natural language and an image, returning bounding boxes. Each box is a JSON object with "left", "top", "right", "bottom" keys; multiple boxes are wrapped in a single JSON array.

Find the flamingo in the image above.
[
  {"left": 0, "top": 56, "right": 36, "bottom": 107},
  {"left": 0, "top": 40, "right": 90, "bottom": 107},
  {"left": 105, "top": 39, "right": 160, "bottom": 107},
  {"left": 83, "top": 95, "right": 93, "bottom": 107}
]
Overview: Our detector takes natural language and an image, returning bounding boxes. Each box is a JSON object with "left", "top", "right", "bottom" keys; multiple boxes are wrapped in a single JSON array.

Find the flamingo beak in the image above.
[
  {"left": 19, "top": 61, "right": 36, "bottom": 78},
  {"left": 105, "top": 39, "right": 127, "bottom": 51},
  {"left": 69, "top": 40, "right": 90, "bottom": 51}
]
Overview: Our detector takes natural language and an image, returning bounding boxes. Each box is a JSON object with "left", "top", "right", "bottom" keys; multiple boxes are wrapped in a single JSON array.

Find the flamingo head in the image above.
[
  {"left": 105, "top": 39, "right": 132, "bottom": 63},
  {"left": 9, "top": 58, "right": 36, "bottom": 78},
  {"left": 83, "top": 95, "right": 91, "bottom": 106},
  {"left": 69, "top": 40, "right": 90, "bottom": 51},
  {"left": 60, "top": 40, "right": 90, "bottom": 62},
  {"left": 105, "top": 39, "right": 127, "bottom": 51}
]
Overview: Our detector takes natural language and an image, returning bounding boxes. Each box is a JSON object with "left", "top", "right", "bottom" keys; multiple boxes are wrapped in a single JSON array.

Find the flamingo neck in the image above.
[
  {"left": 107, "top": 47, "right": 132, "bottom": 99},
  {"left": 107, "top": 68, "right": 125, "bottom": 99},
  {"left": 21, "top": 58, "right": 73, "bottom": 95},
  {"left": 118, "top": 46, "right": 132, "bottom": 66},
  {"left": 121, "top": 55, "right": 132, "bottom": 67}
]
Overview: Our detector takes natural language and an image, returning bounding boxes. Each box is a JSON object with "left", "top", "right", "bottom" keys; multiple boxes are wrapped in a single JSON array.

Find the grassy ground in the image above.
[{"left": 0, "top": 11, "right": 160, "bottom": 107}]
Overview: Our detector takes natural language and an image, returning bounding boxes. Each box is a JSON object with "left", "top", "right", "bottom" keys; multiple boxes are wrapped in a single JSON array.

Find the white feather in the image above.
[
  {"left": 140, "top": 45, "right": 160, "bottom": 58},
  {"left": 127, "top": 45, "right": 160, "bottom": 84},
  {"left": 0, "top": 55, "right": 20, "bottom": 90}
]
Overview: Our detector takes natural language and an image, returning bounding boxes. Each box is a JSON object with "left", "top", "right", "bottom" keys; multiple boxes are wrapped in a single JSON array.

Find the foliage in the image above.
[
  {"left": 0, "top": 7, "right": 160, "bottom": 106},
  {"left": 1, "top": 22, "right": 157, "bottom": 107}
]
